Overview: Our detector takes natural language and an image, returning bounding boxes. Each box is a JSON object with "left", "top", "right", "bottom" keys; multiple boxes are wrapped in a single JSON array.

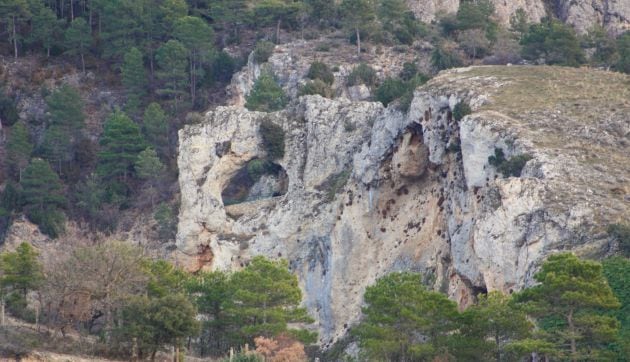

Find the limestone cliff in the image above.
[
  {"left": 405, "top": 0, "right": 630, "bottom": 34},
  {"left": 177, "top": 66, "right": 630, "bottom": 346}
]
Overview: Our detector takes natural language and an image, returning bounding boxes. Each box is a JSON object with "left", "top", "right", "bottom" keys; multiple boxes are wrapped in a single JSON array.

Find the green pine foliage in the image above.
[
  {"left": 20, "top": 159, "right": 66, "bottom": 237},
  {"left": 189, "top": 256, "right": 316, "bottom": 357},
  {"left": 63, "top": 17, "right": 91, "bottom": 73},
  {"left": 353, "top": 272, "right": 459, "bottom": 361},
  {"left": 97, "top": 110, "right": 147, "bottom": 185},
  {"left": 521, "top": 18, "right": 585, "bottom": 67},
  {"left": 142, "top": 102, "right": 169, "bottom": 158},
  {"left": 513, "top": 253, "right": 621, "bottom": 360},
  {"left": 121, "top": 47, "right": 147, "bottom": 112},
  {"left": 5, "top": 122, "right": 33, "bottom": 181},
  {"left": 245, "top": 72, "right": 288, "bottom": 112},
  {"left": 253, "top": 40, "right": 275, "bottom": 63},
  {"left": 156, "top": 39, "right": 189, "bottom": 109}
]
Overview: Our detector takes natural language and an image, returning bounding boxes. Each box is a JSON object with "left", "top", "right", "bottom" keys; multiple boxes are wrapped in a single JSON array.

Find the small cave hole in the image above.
[{"left": 221, "top": 158, "right": 288, "bottom": 206}]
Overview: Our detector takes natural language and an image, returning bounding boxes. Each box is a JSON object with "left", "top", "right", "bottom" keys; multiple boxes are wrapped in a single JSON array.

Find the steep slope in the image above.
[{"left": 177, "top": 65, "right": 630, "bottom": 345}]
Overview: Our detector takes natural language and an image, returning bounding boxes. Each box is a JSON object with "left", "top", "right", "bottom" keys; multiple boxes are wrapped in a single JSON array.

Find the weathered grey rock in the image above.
[
  {"left": 556, "top": 0, "right": 630, "bottom": 34},
  {"left": 405, "top": 0, "right": 630, "bottom": 34},
  {"left": 405, "top": 0, "right": 546, "bottom": 24},
  {"left": 178, "top": 65, "right": 629, "bottom": 346}
]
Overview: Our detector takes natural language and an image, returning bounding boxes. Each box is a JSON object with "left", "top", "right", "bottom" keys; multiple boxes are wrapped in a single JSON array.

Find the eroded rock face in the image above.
[
  {"left": 177, "top": 66, "right": 629, "bottom": 346},
  {"left": 556, "top": 0, "right": 630, "bottom": 34},
  {"left": 405, "top": 0, "right": 546, "bottom": 24},
  {"left": 405, "top": 0, "right": 630, "bottom": 34}
]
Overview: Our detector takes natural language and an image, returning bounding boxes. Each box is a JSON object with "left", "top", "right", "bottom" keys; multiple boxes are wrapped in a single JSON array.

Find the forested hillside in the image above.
[{"left": 0, "top": 0, "right": 629, "bottom": 361}]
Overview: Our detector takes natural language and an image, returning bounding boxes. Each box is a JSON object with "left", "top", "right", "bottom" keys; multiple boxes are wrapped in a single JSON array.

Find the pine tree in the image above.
[
  {"left": 64, "top": 17, "right": 92, "bottom": 73},
  {"left": 173, "top": 16, "right": 214, "bottom": 106},
  {"left": 245, "top": 72, "right": 288, "bottom": 112},
  {"left": 0, "top": 0, "right": 31, "bottom": 58},
  {"left": 229, "top": 256, "right": 315, "bottom": 344},
  {"left": 5, "top": 121, "right": 32, "bottom": 181},
  {"left": 135, "top": 147, "right": 165, "bottom": 206},
  {"left": 45, "top": 84, "right": 85, "bottom": 133},
  {"left": 353, "top": 272, "right": 459, "bottom": 361},
  {"left": 514, "top": 253, "right": 621, "bottom": 360},
  {"left": 340, "top": 0, "right": 376, "bottom": 56},
  {"left": 28, "top": 2, "right": 61, "bottom": 57},
  {"left": 459, "top": 292, "right": 534, "bottom": 361},
  {"left": 142, "top": 102, "right": 169, "bottom": 157},
  {"left": 20, "top": 159, "right": 66, "bottom": 237},
  {"left": 121, "top": 47, "right": 147, "bottom": 112},
  {"left": 97, "top": 110, "right": 146, "bottom": 183},
  {"left": 0, "top": 242, "right": 43, "bottom": 325},
  {"left": 40, "top": 124, "right": 73, "bottom": 175},
  {"left": 156, "top": 40, "right": 188, "bottom": 110}
]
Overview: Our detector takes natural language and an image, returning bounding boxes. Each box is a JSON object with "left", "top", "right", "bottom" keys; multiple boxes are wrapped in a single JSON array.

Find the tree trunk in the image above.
[
  {"left": 355, "top": 26, "right": 361, "bottom": 57},
  {"left": 12, "top": 16, "right": 18, "bottom": 59},
  {"left": 495, "top": 332, "right": 500, "bottom": 362},
  {"left": 567, "top": 308, "right": 577, "bottom": 361},
  {"left": 1, "top": 297, "right": 5, "bottom": 326},
  {"left": 275, "top": 19, "right": 281, "bottom": 44},
  {"left": 81, "top": 52, "right": 85, "bottom": 74},
  {"left": 70, "top": 0, "right": 74, "bottom": 20}
]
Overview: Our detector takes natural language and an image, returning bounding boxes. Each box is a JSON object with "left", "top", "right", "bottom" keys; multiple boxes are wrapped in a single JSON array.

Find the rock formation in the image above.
[
  {"left": 404, "top": 0, "right": 630, "bottom": 34},
  {"left": 177, "top": 65, "right": 629, "bottom": 345}
]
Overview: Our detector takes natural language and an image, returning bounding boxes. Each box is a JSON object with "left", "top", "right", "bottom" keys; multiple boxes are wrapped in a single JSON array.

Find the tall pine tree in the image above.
[{"left": 20, "top": 159, "right": 66, "bottom": 238}]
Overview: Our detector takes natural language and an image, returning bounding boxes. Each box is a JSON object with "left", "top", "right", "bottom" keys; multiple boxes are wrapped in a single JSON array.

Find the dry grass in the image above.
[{"left": 427, "top": 65, "right": 630, "bottom": 223}]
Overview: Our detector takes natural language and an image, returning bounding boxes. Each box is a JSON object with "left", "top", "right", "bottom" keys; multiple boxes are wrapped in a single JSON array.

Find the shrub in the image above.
[
  {"left": 0, "top": 89, "right": 19, "bottom": 126},
  {"left": 210, "top": 51, "right": 238, "bottom": 83},
  {"left": 299, "top": 79, "right": 334, "bottom": 98},
  {"left": 608, "top": 223, "right": 630, "bottom": 256},
  {"left": 347, "top": 63, "right": 377, "bottom": 87},
  {"left": 375, "top": 78, "right": 407, "bottom": 107},
  {"left": 452, "top": 102, "right": 472, "bottom": 121},
  {"left": 259, "top": 119, "right": 285, "bottom": 160},
  {"left": 617, "top": 32, "right": 630, "bottom": 74},
  {"left": 307, "top": 61, "right": 335, "bottom": 85},
  {"left": 488, "top": 148, "right": 533, "bottom": 177},
  {"left": 245, "top": 73, "right": 288, "bottom": 112},
  {"left": 521, "top": 18, "right": 585, "bottom": 66},
  {"left": 253, "top": 41, "right": 275, "bottom": 63},
  {"left": 431, "top": 44, "right": 464, "bottom": 70},
  {"left": 400, "top": 62, "right": 419, "bottom": 81}
]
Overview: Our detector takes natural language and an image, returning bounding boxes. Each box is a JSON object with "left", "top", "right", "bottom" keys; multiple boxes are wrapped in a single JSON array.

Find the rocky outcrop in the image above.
[
  {"left": 405, "top": 0, "right": 630, "bottom": 34},
  {"left": 405, "top": 0, "right": 547, "bottom": 24},
  {"left": 177, "top": 65, "right": 629, "bottom": 345},
  {"left": 226, "top": 39, "right": 432, "bottom": 106},
  {"left": 556, "top": 0, "right": 630, "bottom": 34}
]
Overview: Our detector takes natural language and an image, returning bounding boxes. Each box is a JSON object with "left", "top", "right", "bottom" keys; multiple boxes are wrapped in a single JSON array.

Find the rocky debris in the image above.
[{"left": 179, "top": 65, "right": 628, "bottom": 345}]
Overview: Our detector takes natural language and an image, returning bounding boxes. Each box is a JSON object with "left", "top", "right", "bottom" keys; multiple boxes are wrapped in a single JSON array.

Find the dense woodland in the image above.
[{"left": 0, "top": 0, "right": 630, "bottom": 361}]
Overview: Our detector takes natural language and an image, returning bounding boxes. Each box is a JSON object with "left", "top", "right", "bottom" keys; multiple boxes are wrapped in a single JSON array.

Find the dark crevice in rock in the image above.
[{"left": 221, "top": 158, "right": 288, "bottom": 206}]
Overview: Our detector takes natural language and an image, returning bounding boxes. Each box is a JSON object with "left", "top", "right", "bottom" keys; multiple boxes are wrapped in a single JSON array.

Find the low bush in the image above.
[
  {"left": 431, "top": 44, "right": 464, "bottom": 71},
  {"left": 253, "top": 41, "right": 275, "bottom": 63},
  {"left": 259, "top": 119, "right": 285, "bottom": 160},
  {"left": 299, "top": 79, "right": 334, "bottom": 98},
  {"left": 452, "top": 102, "right": 472, "bottom": 121},
  {"left": 245, "top": 72, "right": 288, "bottom": 112},
  {"left": 375, "top": 78, "right": 407, "bottom": 107},
  {"left": 347, "top": 63, "right": 377, "bottom": 87},
  {"left": 488, "top": 148, "right": 533, "bottom": 177},
  {"left": 608, "top": 223, "right": 630, "bottom": 256},
  {"left": 307, "top": 61, "right": 335, "bottom": 85}
]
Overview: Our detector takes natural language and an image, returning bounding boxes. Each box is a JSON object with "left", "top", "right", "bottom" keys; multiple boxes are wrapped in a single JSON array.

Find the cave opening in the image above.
[{"left": 221, "top": 158, "right": 288, "bottom": 206}]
